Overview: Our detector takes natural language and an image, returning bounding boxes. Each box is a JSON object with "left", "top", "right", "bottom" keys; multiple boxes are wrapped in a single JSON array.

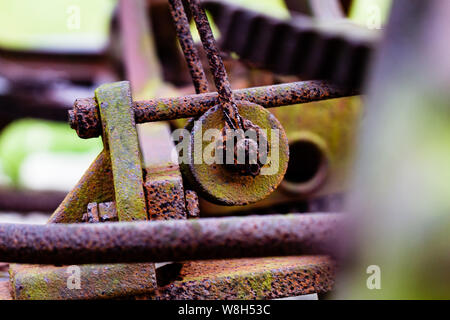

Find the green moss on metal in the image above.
[
  {"left": 187, "top": 102, "right": 289, "bottom": 205},
  {"left": 96, "top": 81, "right": 147, "bottom": 222},
  {"left": 237, "top": 270, "right": 273, "bottom": 299},
  {"left": 48, "top": 150, "right": 115, "bottom": 223}
]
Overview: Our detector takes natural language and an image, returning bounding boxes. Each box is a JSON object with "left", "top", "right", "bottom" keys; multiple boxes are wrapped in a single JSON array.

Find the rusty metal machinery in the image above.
[
  {"left": 205, "top": 0, "right": 377, "bottom": 88},
  {"left": 0, "top": 0, "right": 378, "bottom": 300}
]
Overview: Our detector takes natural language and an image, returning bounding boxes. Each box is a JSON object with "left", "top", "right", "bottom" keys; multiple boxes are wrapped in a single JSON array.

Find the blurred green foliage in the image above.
[
  {"left": 0, "top": 119, "right": 102, "bottom": 186},
  {"left": 0, "top": 0, "right": 116, "bottom": 51}
]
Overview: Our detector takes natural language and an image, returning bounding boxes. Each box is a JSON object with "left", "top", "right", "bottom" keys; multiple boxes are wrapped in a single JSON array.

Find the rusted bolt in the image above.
[
  {"left": 69, "top": 98, "right": 101, "bottom": 139},
  {"left": 219, "top": 118, "right": 269, "bottom": 177}
]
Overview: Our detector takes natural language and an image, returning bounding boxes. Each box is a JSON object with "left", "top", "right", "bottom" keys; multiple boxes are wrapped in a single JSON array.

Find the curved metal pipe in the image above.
[{"left": 0, "top": 213, "right": 343, "bottom": 264}]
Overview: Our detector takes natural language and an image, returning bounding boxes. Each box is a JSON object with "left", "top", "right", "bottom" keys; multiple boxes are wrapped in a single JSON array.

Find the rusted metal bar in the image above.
[
  {"left": 168, "top": 0, "right": 209, "bottom": 94},
  {"left": 10, "top": 263, "right": 156, "bottom": 300},
  {"left": 70, "top": 80, "right": 358, "bottom": 138},
  {"left": 189, "top": 0, "right": 230, "bottom": 98},
  {"left": 96, "top": 81, "right": 148, "bottom": 221},
  {"left": 48, "top": 150, "right": 114, "bottom": 224},
  {"left": 187, "top": 0, "right": 243, "bottom": 130},
  {"left": 0, "top": 213, "right": 342, "bottom": 265},
  {"left": 153, "top": 256, "right": 335, "bottom": 299}
]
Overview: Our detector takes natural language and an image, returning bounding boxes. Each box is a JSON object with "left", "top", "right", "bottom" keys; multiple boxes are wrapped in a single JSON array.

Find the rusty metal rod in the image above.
[
  {"left": 188, "top": 0, "right": 233, "bottom": 103},
  {"left": 187, "top": 0, "right": 243, "bottom": 130},
  {"left": 168, "top": 0, "right": 209, "bottom": 94},
  {"left": 0, "top": 213, "right": 342, "bottom": 264},
  {"left": 69, "top": 80, "right": 358, "bottom": 139}
]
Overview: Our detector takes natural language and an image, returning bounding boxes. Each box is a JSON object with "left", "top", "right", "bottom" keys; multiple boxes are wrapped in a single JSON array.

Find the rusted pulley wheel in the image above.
[{"left": 181, "top": 101, "right": 289, "bottom": 206}]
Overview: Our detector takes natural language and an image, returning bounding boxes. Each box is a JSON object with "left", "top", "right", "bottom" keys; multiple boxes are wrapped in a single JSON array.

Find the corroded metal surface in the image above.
[
  {"left": 96, "top": 81, "right": 148, "bottom": 221},
  {"left": 188, "top": 0, "right": 244, "bottom": 133},
  {"left": 168, "top": 0, "right": 209, "bottom": 94},
  {"left": 70, "top": 81, "right": 358, "bottom": 139},
  {"left": 204, "top": 0, "right": 375, "bottom": 86},
  {"left": 145, "top": 165, "right": 187, "bottom": 220},
  {"left": 69, "top": 98, "right": 101, "bottom": 140},
  {"left": 153, "top": 256, "right": 335, "bottom": 300},
  {"left": 138, "top": 122, "right": 188, "bottom": 221},
  {"left": 185, "top": 190, "right": 200, "bottom": 218},
  {"left": 9, "top": 263, "right": 156, "bottom": 300},
  {"left": 48, "top": 150, "right": 114, "bottom": 223},
  {"left": 82, "top": 202, "right": 119, "bottom": 223},
  {"left": 80, "top": 189, "right": 199, "bottom": 221},
  {"left": 200, "top": 96, "right": 361, "bottom": 216},
  {"left": 98, "top": 201, "right": 118, "bottom": 222},
  {"left": 185, "top": 101, "right": 289, "bottom": 206},
  {"left": 0, "top": 214, "right": 342, "bottom": 264}
]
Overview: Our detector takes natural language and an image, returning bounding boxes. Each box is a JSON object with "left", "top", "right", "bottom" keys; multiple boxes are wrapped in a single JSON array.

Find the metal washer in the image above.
[{"left": 185, "top": 101, "right": 289, "bottom": 206}]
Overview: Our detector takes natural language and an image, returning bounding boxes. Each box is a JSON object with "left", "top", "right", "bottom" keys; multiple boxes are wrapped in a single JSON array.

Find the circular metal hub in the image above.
[{"left": 182, "top": 101, "right": 289, "bottom": 206}]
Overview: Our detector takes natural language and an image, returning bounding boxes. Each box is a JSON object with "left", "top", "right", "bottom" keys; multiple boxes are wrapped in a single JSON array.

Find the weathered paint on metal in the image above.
[
  {"left": 48, "top": 150, "right": 114, "bottom": 224},
  {"left": 96, "top": 81, "right": 148, "bottom": 221},
  {"left": 185, "top": 101, "right": 289, "bottom": 206},
  {"left": 70, "top": 81, "right": 358, "bottom": 139},
  {"left": 9, "top": 263, "right": 156, "bottom": 300},
  {"left": 0, "top": 214, "right": 342, "bottom": 264},
  {"left": 152, "top": 256, "right": 335, "bottom": 299}
]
